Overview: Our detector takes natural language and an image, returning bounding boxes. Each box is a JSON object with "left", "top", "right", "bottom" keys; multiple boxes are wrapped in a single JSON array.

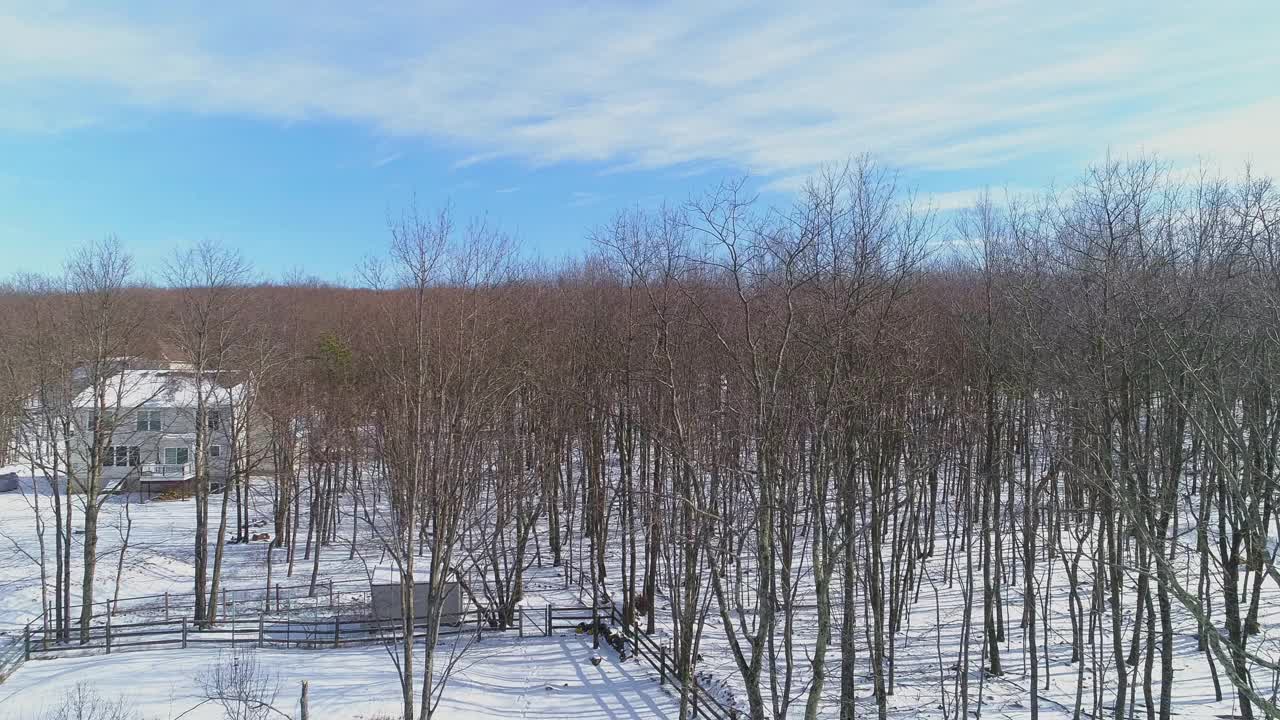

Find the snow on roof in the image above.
[
  {"left": 72, "top": 369, "right": 246, "bottom": 409},
  {"left": 371, "top": 565, "right": 444, "bottom": 585}
]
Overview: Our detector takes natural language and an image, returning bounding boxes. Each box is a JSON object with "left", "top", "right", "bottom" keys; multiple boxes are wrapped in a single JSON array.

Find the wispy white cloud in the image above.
[
  {"left": 1123, "top": 99, "right": 1280, "bottom": 178},
  {"left": 1, "top": 1, "right": 1276, "bottom": 182},
  {"left": 925, "top": 186, "right": 1040, "bottom": 213},
  {"left": 927, "top": 188, "right": 997, "bottom": 213},
  {"left": 372, "top": 152, "right": 402, "bottom": 168}
]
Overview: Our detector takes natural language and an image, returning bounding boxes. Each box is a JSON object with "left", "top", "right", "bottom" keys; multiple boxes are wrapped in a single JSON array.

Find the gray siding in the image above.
[{"left": 70, "top": 405, "right": 237, "bottom": 492}]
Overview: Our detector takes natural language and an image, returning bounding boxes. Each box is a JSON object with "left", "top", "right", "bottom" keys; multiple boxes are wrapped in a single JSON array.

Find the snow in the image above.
[
  {"left": 0, "top": 635, "right": 681, "bottom": 719},
  {"left": 70, "top": 369, "right": 245, "bottom": 410},
  {"left": 0, "top": 468, "right": 674, "bottom": 719},
  {"left": 3, "top": 454, "right": 1279, "bottom": 718},
  {"left": 546, "top": 455, "right": 1280, "bottom": 719},
  {"left": 371, "top": 564, "right": 433, "bottom": 585}
]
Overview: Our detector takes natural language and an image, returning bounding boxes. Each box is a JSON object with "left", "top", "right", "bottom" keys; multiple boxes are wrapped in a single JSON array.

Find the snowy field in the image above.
[
  {"left": 0, "top": 471, "right": 373, "bottom": 635},
  {"left": 2, "top": 462, "right": 1279, "bottom": 719},
  {"left": 0, "top": 469, "right": 660, "bottom": 720},
  {"left": 0, "top": 635, "right": 680, "bottom": 719}
]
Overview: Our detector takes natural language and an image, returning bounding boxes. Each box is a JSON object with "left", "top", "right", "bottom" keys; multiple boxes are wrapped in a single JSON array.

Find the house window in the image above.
[
  {"left": 206, "top": 410, "right": 222, "bottom": 431},
  {"left": 209, "top": 445, "right": 222, "bottom": 458},
  {"left": 103, "top": 446, "right": 140, "bottom": 467},
  {"left": 136, "top": 409, "right": 162, "bottom": 432},
  {"left": 164, "top": 447, "right": 190, "bottom": 466}
]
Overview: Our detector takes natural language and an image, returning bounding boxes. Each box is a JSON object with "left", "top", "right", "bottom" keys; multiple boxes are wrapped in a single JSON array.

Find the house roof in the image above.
[{"left": 72, "top": 369, "right": 246, "bottom": 409}]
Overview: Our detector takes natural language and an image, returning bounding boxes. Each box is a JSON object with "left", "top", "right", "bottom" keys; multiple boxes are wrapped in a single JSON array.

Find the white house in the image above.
[{"left": 68, "top": 368, "right": 248, "bottom": 495}]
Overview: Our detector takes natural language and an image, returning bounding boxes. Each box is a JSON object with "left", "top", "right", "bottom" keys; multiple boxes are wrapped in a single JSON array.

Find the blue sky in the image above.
[{"left": 2, "top": 1, "right": 1278, "bottom": 281}]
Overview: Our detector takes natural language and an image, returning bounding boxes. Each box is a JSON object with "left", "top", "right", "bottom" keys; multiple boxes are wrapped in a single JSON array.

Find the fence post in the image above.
[
  {"left": 334, "top": 614, "right": 340, "bottom": 648},
  {"left": 105, "top": 617, "right": 112, "bottom": 655},
  {"left": 328, "top": 579, "right": 334, "bottom": 609},
  {"left": 591, "top": 601, "right": 599, "bottom": 650},
  {"left": 518, "top": 608, "right": 524, "bottom": 638},
  {"left": 182, "top": 617, "right": 188, "bottom": 649},
  {"left": 545, "top": 605, "right": 552, "bottom": 637},
  {"left": 24, "top": 625, "right": 31, "bottom": 662},
  {"left": 259, "top": 615, "right": 265, "bottom": 648},
  {"left": 659, "top": 646, "right": 667, "bottom": 685},
  {"left": 275, "top": 584, "right": 281, "bottom": 613},
  {"left": 222, "top": 588, "right": 228, "bottom": 621}
]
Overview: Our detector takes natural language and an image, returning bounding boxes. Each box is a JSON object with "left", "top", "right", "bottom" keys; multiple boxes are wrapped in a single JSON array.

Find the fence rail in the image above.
[
  {"left": 20, "top": 576, "right": 372, "bottom": 631},
  {"left": 0, "top": 636, "right": 23, "bottom": 683},
  {"left": 603, "top": 606, "right": 738, "bottom": 720},
  {"left": 4, "top": 588, "right": 738, "bottom": 719},
  {"left": 21, "top": 608, "right": 501, "bottom": 659}
]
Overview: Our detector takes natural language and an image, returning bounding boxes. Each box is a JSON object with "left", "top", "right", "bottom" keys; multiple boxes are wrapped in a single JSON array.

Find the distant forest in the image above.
[{"left": 3, "top": 154, "right": 1279, "bottom": 720}]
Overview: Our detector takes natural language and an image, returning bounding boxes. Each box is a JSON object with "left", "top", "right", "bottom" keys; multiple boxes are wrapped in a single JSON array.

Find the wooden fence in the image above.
[
  {"left": 0, "top": 635, "right": 23, "bottom": 683},
  {"left": 20, "top": 609, "right": 497, "bottom": 658},
  {"left": 18, "top": 576, "right": 371, "bottom": 630},
  {"left": 534, "top": 604, "right": 738, "bottom": 719},
  {"left": 3, "top": 593, "right": 739, "bottom": 719},
  {"left": 604, "top": 606, "right": 738, "bottom": 720}
]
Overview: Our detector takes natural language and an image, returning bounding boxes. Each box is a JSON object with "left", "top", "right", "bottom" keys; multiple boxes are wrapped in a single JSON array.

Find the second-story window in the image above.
[
  {"left": 207, "top": 410, "right": 222, "bottom": 431},
  {"left": 136, "top": 409, "right": 162, "bottom": 432}
]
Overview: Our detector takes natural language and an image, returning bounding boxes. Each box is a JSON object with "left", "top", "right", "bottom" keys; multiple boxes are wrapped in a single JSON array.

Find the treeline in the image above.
[{"left": 1, "top": 154, "right": 1279, "bottom": 720}]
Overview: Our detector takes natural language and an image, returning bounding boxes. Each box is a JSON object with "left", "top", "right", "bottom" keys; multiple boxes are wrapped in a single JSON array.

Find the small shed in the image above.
[
  {"left": 0, "top": 473, "right": 18, "bottom": 493},
  {"left": 370, "top": 566, "right": 465, "bottom": 625}
]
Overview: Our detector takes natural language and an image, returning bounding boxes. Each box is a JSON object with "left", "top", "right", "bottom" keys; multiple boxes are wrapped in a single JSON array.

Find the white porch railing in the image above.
[{"left": 140, "top": 463, "right": 193, "bottom": 479}]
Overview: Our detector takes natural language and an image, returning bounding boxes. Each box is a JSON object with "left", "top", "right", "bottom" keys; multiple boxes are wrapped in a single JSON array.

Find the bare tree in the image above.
[
  {"left": 164, "top": 240, "right": 252, "bottom": 628},
  {"left": 196, "top": 649, "right": 288, "bottom": 720}
]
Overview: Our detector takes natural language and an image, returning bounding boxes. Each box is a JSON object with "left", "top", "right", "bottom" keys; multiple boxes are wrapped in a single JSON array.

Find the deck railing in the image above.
[{"left": 139, "top": 462, "right": 193, "bottom": 478}]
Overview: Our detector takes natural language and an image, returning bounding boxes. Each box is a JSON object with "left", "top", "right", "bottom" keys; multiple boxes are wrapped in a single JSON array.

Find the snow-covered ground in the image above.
[
  {"left": 508, "top": 451, "right": 1280, "bottom": 719},
  {"left": 0, "top": 470, "right": 372, "bottom": 635},
  {"left": 3, "top": 459, "right": 1279, "bottom": 719},
  {"left": 0, "top": 468, "right": 657, "bottom": 719},
  {"left": 0, "top": 634, "right": 680, "bottom": 719}
]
